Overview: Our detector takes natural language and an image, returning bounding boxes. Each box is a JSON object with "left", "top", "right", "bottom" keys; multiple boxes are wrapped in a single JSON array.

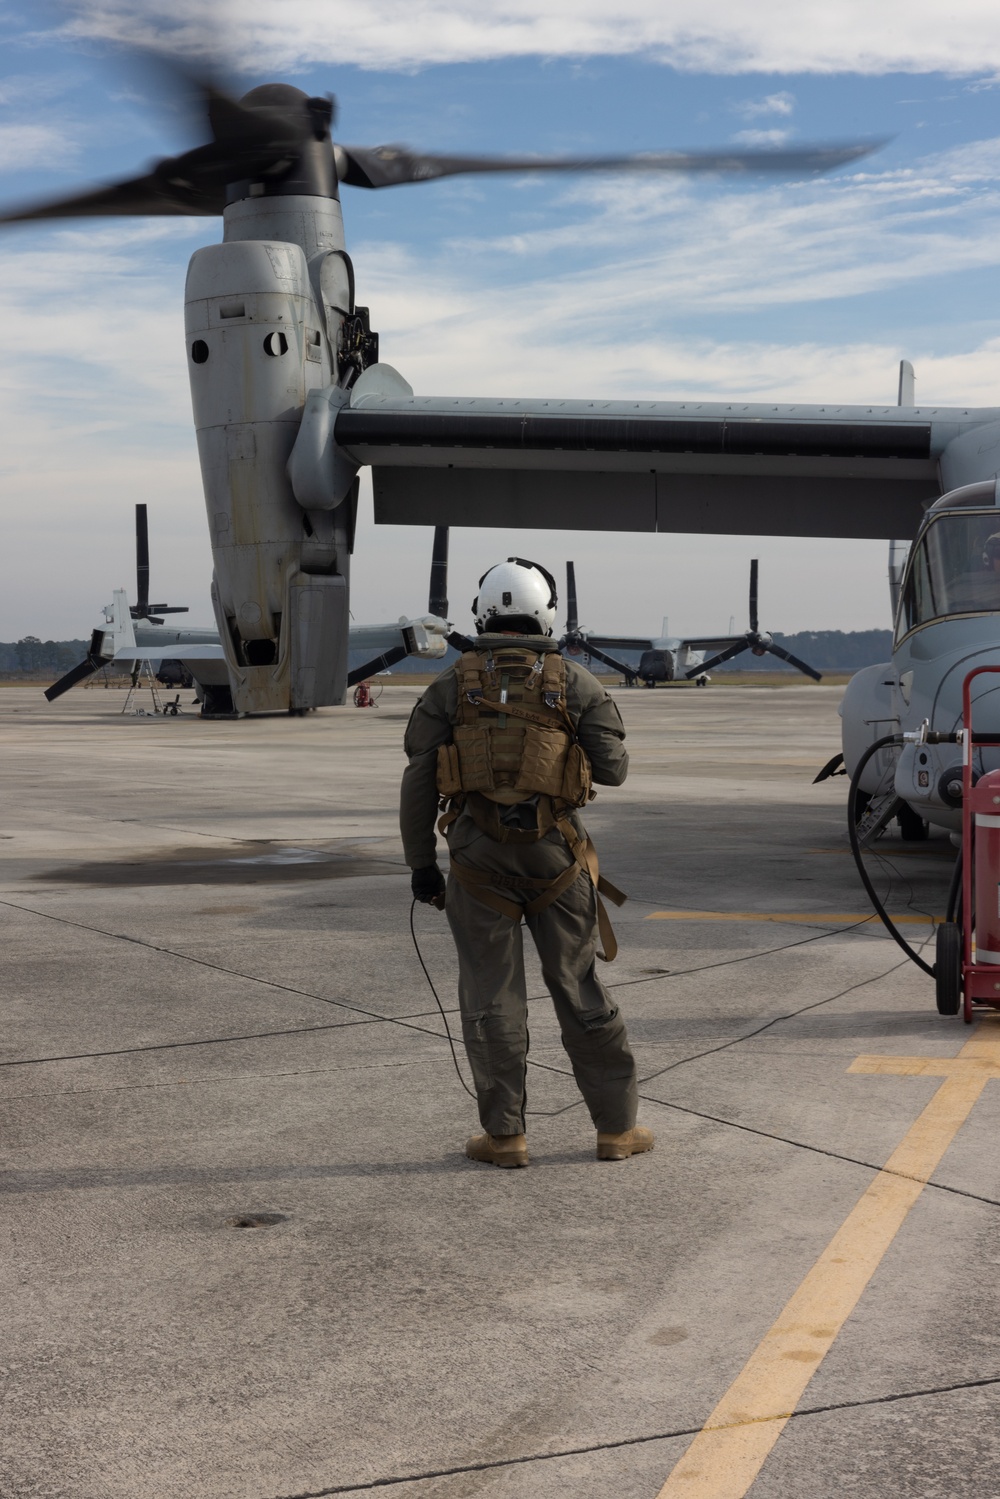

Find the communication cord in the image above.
[
  {"left": 846, "top": 734, "right": 938, "bottom": 978},
  {"left": 408, "top": 898, "right": 477, "bottom": 1100},
  {"left": 409, "top": 874, "right": 919, "bottom": 1105}
]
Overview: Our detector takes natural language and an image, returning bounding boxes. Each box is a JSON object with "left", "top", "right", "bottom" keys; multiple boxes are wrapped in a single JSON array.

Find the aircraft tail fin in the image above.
[
  {"left": 108, "top": 589, "right": 137, "bottom": 657},
  {"left": 898, "top": 359, "right": 915, "bottom": 406}
]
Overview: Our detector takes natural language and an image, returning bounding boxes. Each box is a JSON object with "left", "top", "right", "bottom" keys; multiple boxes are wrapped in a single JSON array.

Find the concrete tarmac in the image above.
[{"left": 2, "top": 681, "right": 998, "bottom": 1499}]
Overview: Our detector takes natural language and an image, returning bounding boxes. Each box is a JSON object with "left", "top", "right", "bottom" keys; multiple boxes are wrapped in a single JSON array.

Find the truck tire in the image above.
[{"left": 935, "top": 922, "right": 962, "bottom": 1016}]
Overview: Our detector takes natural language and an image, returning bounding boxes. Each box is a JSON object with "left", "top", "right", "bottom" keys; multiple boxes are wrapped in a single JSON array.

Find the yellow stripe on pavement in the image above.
[
  {"left": 655, "top": 1024, "right": 1000, "bottom": 1498},
  {"left": 645, "top": 910, "right": 937, "bottom": 925}
]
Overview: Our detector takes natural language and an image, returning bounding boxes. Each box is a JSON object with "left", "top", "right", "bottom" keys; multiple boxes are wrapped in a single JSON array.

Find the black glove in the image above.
[{"left": 411, "top": 865, "right": 446, "bottom": 910}]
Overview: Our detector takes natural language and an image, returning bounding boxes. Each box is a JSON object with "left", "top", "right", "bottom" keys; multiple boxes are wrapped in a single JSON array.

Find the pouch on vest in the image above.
[
  {"left": 436, "top": 742, "right": 463, "bottom": 798},
  {"left": 560, "top": 741, "right": 591, "bottom": 809}
]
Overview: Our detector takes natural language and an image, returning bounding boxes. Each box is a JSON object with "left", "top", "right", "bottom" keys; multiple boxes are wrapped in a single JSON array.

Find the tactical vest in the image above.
[
  {"left": 435, "top": 645, "right": 627, "bottom": 962},
  {"left": 435, "top": 646, "right": 591, "bottom": 832}
]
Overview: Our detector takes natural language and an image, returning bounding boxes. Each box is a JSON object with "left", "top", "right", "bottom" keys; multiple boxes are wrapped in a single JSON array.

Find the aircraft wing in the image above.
[
  {"left": 584, "top": 634, "right": 655, "bottom": 652},
  {"left": 676, "top": 635, "right": 746, "bottom": 653},
  {"left": 113, "top": 644, "right": 226, "bottom": 662},
  {"left": 334, "top": 394, "right": 989, "bottom": 540}
]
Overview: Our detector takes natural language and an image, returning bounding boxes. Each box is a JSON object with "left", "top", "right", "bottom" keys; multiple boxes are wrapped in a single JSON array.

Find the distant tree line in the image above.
[
  {"left": 0, "top": 637, "right": 89, "bottom": 675},
  {"left": 713, "top": 629, "right": 894, "bottom": 673}
]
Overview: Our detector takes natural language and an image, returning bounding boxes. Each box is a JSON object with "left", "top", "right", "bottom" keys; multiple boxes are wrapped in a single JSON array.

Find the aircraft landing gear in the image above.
[
  {"left": 200, "top": 685, "right": 236, "bottom": 718},
  {"left": 897, "top": 803, "right": 929, "bottom": 841}
]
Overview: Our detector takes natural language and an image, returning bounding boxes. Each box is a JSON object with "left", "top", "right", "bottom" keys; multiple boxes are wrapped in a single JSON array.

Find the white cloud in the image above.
[
  {"left": 412, "top": 138, "right": 1000, "bottom": 332},
  {"left": 732, "top": 128, "right": 794, "bottom": 146},
  {"left": 733, "top": 92, "right": 796, "bottom": 119},
  {"left": 0, "top": 124, "right": 76, "bottom": 173},
  {"left": 54, "top": 1, "right": 1000, "bottom": 76}
]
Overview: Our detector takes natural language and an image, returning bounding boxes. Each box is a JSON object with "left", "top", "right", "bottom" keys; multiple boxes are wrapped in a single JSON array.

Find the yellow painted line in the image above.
[
  {"left": 645, "top": 910, "right": 938, "bottom": 925},
  {"left": 655, "top": 1024, "right": 1000, "bottom": 1498}
]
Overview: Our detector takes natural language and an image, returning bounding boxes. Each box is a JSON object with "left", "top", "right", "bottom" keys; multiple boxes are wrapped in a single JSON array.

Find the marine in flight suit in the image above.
[{"left": 400, "top": 559, "right": 653, "bottom": 1168}]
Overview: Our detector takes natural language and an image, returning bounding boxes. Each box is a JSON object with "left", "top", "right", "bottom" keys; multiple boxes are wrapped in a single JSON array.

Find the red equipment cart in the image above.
[{"left": 937, "top": 665, "right": 1000, "bottom": 1022}]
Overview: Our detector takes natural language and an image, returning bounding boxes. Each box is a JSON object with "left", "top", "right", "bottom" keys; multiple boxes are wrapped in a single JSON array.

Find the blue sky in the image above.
[{"left": 4, "top": 2, "right": 1000, "bottom": 641}]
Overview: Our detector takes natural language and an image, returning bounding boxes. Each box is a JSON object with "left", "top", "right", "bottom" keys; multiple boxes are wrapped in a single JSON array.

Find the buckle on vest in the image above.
[
  {"left": 543, "top": 691, "right": 561, "bottom": 708},
  {"left": 466, "top": 689, "right": 483, "bottom": 704}
]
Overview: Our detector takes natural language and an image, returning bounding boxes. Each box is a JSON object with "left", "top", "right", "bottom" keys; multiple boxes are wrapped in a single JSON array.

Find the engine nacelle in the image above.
[{"left": 185, "top": 196, "right": 360, "bottom": 714}]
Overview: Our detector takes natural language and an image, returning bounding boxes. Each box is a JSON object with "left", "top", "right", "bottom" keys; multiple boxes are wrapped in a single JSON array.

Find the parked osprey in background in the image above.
[
  {"left": 558, "top": 561, "right": 821, "bottom": 687},
  {"left": 45, "top": 507, "right": 450, "bottom": 714}
]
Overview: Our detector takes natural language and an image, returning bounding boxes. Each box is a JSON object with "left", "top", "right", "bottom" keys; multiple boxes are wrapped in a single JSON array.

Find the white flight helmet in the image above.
[{"left": 472, "top": 557, "right": 558, "bottom": 636}]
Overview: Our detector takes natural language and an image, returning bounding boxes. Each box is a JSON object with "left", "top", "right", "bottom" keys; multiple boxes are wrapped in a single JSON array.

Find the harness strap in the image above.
[
  {"left": 472, "top": 696, "right": 574, "bottom": 735},
  {"left": 437, "top": 805, "right": 460, "bottom": 837},
  {"left": 448, "top": 815, "right": 626, "bottom": 962},
  {"left": 447, "top": 859, "right": 550, "bottom": 921}
]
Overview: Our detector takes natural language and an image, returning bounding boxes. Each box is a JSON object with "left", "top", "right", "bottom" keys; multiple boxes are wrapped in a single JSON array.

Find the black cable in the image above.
[
  {"left": 847, "top": 735, "right": 936, "bottom": 977},
  {"left": 408, "top": 899, "right": 477, "bottom": 1100},
  {"left": 408, "top": 898, "right": 898, "bottom": 1116},
  {"left": 635, "top": 952, "right": 910, "bottom": 1085}
]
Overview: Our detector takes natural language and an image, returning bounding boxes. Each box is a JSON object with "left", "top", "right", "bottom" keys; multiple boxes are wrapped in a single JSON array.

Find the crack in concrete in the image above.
[
  {"left": 2, "top": 1056, "right": 443, "bottom": 1102},
  {"left": 266, "top": 1373, "right": 1000, "bottom": 1496}
]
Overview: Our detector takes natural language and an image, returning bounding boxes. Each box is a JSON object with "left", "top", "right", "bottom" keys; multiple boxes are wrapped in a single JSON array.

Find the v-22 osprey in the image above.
[
  {"left": 0, "top": 61, "right": 878, "bottom": 717},
  {"left": 839, "top": 477, "right": 1000, "bottom": 838}
]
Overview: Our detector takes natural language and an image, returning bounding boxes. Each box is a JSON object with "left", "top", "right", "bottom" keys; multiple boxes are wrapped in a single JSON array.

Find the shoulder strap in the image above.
[
  {"left": 541, "top": 651, "right": 565, "bottom": 699},
  {"left": 458, "top": 651, "right": 486, "bottom": 700}
]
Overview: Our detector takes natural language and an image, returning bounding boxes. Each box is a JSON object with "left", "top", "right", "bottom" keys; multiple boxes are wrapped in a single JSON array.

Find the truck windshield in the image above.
[{"left": 897, "top": 510, "right": 1000, "bottom": 641}]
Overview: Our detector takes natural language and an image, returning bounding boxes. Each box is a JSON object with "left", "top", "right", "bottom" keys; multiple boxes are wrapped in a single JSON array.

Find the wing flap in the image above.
[{"left": 336, "top": 395, "right": 955, "bottom": 540}]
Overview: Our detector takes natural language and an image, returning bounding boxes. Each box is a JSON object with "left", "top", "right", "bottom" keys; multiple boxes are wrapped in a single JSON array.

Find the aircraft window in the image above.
[
  {"left": 190, "top": 340, "right": 209, "bottom": 364},
  {"left": 897, "top": 510, "right": 1000, "bottom": 639}
]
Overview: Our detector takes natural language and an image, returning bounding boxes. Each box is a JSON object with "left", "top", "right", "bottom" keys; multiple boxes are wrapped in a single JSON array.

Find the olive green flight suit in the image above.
[{"left": 400, "top": 634, "right": 638, "bottom": 1137}]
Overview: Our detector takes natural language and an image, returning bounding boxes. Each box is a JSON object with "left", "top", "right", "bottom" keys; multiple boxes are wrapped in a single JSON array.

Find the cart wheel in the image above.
[{"left": 935, "top": 922, "right": 962, "bottom": 1016}]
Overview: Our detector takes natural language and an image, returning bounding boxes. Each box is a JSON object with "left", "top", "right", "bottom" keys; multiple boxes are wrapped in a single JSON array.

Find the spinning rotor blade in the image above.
[
  {"left": 0, "top": 172, "right": 218, "bottom": 223},
  {"left": 0, "top": 54, "right": 334, "bottom": 225},
  {"left": 748, "top": 559, "right": 759, "bottom": 634},
  {"left": 686, "top": 641, "right": 748, "bottom": 677},
  {"left": 335, "top": 139, "right": 883, "bottom": 190},
  {"left": 428, "top": 526, "right": 450, "bottom": 619},
  {"left": 763, "top": 642, "right": 823, "bottom": 681},
  {"left": 566, "top": 562, "right": 579, "bottom": 638}
]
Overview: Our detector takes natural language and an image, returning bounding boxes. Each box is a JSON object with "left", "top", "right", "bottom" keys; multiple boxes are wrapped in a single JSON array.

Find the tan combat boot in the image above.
[
  {"left": 596, "top": 1125, "right": 655, "bottom": 1161},
  {"left": 465, "top": 1132, "right": 529, "bottom": 1168}
]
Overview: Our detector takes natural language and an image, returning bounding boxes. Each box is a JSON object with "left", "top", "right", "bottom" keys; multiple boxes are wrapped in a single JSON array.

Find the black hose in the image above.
[{"left": 846, "top": 735, "right": 936, "bottom": 977}]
